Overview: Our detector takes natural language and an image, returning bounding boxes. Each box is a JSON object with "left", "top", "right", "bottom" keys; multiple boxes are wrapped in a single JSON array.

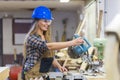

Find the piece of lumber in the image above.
[
  {"left": 96, "top": 10, "right": 103, "bottom": 38},
  {"left": 0, "top": 67, "right": 9, "bottom": 80}
]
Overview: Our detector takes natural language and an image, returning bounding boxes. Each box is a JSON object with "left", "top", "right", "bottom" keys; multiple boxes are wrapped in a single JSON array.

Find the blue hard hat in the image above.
[{"left": 32, "top": 6, "right": 53, "bottom": 20}]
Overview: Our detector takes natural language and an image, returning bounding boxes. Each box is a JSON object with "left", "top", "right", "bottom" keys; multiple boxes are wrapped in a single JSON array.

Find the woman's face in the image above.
[{"left": 37, "top": 19, "right": 52, "bottom": 31}]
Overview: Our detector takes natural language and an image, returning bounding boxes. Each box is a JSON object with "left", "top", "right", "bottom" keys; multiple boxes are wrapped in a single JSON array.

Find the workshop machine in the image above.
[
  {"left": 93, "top": 38, "right": 106, "bottom": 60},
  {"left": 68, "top": 34, "right": 92, "bottom": 71},
  {"left": 67, "top": 34, "right": 105, "bottom": 75},
  {"left": 68, "top": 34, "right": 91, "bottom": 59},
  {"left": 67, "top": 34, "right": 93, "bottom": 72}
]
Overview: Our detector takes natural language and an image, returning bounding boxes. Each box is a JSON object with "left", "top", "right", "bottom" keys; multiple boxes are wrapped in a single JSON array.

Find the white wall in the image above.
[
  {"left": 52, "top": 11, "right": 79, "bottom": 41},
  {"left": 98, "top": 0, "right": 120, "bottom": 37},
  {"left": 104, "top": 0, "right": 120, "bottom": 26},
  {"left": 3, "top": 18, "right": 24, "bottom": 54},
  {"left": 1, "top": 11, "right": 32, "bottom": 54},
  {"left": 84, "top": 1, "right": 97, "bottom": 44},
  {"left": 0, "top": 10, "right": 79, "bottom": 54}
]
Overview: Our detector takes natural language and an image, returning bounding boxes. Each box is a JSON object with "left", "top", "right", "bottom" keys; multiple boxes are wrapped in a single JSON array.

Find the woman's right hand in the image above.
[
  {"left": 58, "top": 66, "right": 68, "bottom": 72},
  {"left": 71, "top": 37, "right": 84, "bottom": 46}
]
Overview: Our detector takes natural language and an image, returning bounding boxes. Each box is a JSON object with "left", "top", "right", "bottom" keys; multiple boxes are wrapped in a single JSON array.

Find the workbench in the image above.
[
  {"left": 0, "top": 67, "right": 9, "bottom": 80},
  {"left": 87, "top": 77, "right": 107, "bottom": 80},
  {"left": 49, "top": 71, "right": 107, "bottom": 80},
  {"left": 86, "top": 74, "right": 107, "bottom": 80}
]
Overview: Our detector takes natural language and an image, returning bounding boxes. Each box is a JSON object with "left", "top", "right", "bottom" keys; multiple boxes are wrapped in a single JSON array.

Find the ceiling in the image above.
[{"left": 0, "top": 0, "right": 85, "bottom": 12}]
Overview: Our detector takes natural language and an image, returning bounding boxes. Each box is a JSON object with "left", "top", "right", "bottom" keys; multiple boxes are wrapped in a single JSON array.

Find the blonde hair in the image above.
[{"left": 23, "top": 20, "right": 52, "bottom": 59}]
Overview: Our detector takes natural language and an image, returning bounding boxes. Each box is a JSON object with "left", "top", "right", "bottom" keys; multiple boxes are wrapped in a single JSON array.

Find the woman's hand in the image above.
[
  {"left": 71, "top": 37, "right": 84, "bottom": 46},
  {"left": 52, "top": 59, "right": 68, "bottom": 72},
  {"left": 58, "top": 66, "right": 68, "bottom": 72}
]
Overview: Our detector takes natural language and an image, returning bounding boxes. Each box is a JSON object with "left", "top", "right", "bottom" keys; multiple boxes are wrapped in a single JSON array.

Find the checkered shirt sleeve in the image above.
[{"left": 27, "top": 34, "right": 49, "bottom": 54}]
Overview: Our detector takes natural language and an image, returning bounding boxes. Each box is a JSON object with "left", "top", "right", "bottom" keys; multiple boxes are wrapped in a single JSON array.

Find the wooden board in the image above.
[
  {"left": 96, "top": 10, "right": 103, "bottom": 38},
  {"left": 0, "top": 67, "right": 9, "bottom": 80}
]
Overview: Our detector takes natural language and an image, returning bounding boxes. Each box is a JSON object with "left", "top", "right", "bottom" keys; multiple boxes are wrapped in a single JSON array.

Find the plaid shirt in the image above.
[{"left": 23, "top": 34, "right": 49, "bottom": 72}]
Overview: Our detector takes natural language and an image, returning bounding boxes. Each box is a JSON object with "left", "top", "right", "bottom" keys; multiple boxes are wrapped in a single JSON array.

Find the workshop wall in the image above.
[
  {"left": 104, "top": 0, "right": 120, "bottom": 26},
  {"left": 0, "top": 11, "right": 79, "bottom": 54},
  {"left": 81, "top": 1, "right": 97, "bottom": 44},
  {"left": 52, "top": 11, "right": 79, "bottom": 42}
]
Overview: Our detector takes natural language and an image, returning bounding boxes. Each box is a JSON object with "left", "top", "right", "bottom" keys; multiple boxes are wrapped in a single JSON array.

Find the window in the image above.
[{"left": 13, "top": 18, "right": 33, "bottom": 45}]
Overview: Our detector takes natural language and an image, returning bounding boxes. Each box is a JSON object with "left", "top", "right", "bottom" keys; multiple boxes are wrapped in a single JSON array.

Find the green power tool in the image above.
[{"left": 93, "top": 38, "right": 106, "bottom": 60}]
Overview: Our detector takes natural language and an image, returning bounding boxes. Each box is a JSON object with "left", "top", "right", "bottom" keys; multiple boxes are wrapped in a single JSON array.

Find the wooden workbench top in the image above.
[{"left": 0, "top": 67, "right": 10, "bottom": 80}]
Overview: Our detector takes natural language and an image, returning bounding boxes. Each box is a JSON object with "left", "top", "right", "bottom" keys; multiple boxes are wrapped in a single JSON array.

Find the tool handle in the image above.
[
  {"left": 73, "top": 34, "right": 91, "bottom": 52},
  {"left": 83, "top": 37, "right": 91, "bottom": 49}
]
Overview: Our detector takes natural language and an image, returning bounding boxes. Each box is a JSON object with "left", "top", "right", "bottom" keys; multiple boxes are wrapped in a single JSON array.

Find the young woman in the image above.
[{"left": 22, "top": 6, "right": 84, "bottom": 80}]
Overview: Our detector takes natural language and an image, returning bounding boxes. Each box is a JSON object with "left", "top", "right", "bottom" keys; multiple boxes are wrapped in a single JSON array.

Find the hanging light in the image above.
[{"left": 60, "top": 0, "right": 70, "bottom": 3}]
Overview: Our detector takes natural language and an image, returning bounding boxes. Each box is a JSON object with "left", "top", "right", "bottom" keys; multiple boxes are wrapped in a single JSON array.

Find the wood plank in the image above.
[
  {"left": 0, "top": 67, "right": 9, "bottom": 80},
  {"left": 96, "top": 10, "right": 103, "bottom": 38}
]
